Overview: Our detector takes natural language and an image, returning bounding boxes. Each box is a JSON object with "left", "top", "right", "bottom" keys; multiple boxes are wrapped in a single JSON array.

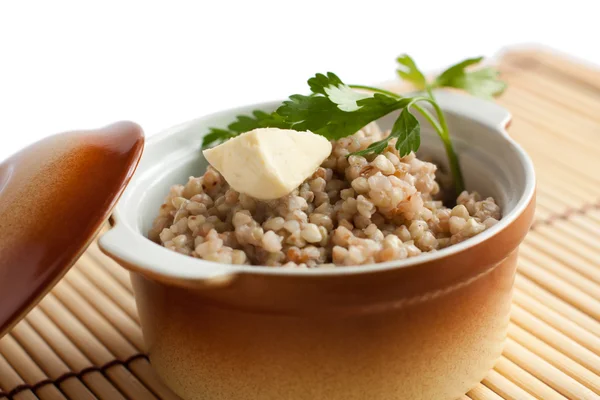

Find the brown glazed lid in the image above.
[{"left": 0, "top": 122, "right": 144, "bottom": 337}]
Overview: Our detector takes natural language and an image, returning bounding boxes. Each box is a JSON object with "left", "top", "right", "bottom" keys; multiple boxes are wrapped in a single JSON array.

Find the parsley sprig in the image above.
[
  {"left": 202, "top": 111, "right": 289, "bottom": 149},
  {"left": 203, "top": 55, "right": 506, "bottom": 194}
]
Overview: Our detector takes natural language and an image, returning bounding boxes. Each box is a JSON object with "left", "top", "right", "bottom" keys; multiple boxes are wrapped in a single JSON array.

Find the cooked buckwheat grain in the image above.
[{"left": 149, "top": 122, "right": 501, "bottom": 267}]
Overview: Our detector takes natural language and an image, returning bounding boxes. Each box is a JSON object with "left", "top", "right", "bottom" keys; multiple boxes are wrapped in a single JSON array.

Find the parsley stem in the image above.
[
  {"left": 425, "top": 85, "right": 435, "bottom": 100},
  {"left": 415, "top": 97, "right": 465, "bottom": 195},
  {"left": 409, "top": 102, "right": 442, "bottom": 133},
  {"left": 348, "top": 85, "right": 402, "bottom": 99},
  {"left": 348, "top": 84, "right": 465, "bottom": 194}
]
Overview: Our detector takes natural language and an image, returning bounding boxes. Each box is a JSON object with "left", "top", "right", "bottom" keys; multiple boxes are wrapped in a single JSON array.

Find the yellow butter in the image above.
[{"left": 203, "top": 128, "right": 332, "bottom": 200}]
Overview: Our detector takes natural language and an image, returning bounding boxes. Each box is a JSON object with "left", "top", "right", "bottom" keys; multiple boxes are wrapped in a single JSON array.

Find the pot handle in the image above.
[
  {"left": 432, "top": 90, "right": 513, "bottom": 136},
  {"left": 98, "top": 222, "right": 237, "bottom": 289}
]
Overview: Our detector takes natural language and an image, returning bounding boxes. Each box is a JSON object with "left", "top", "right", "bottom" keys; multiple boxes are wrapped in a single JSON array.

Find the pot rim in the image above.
[{"left": 99, "top": 90, "right": 536, "bottom": 283}]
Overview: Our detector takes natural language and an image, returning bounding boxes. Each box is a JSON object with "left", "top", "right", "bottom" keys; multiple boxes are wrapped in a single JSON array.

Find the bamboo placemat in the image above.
[{"left": 2, "top": 48, "right": 600, "bottom": 400}]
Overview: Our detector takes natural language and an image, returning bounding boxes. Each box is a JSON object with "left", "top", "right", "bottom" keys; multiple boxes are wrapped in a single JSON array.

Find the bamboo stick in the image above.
[
  {"left": 522, "top": 233, "right": 600, "bottom": 285},
  {"left": 49, "top": 279, "right": 176, "bottom": 399},
  {"left": 533, "top": 204, "right": 566, "bottom": 225},
  {"left": 525, "top": 168, "right": 599, "bottom": 208},
  {"left": 529, "top": 49, "right": 600, "bottom": 82},
  {"left": 533, "top": 184, "right": 596, "bottom": 218},
  {"left": 535, "top": 181, "right": 598, "bottom": 209},
  {"left": 501, "top": 85, "right": 600, "bottom": 149},
  {"left": 9, "top": 320, "right": 97, "bottom": 400},
  {"left": 507, "top": 120, "right": 600, "bottom": 186},
  {"left": 36, "top": 295, "right": 156, "bottom": 400},
  {"left": 25, "top": 308, "right": 126, "bottom": 400},
  {"left": 494, "top": 356, "right": 566, "bottom": 400},
  {"left": 531, "top": 163, "right": 600, "bottom": 200},
  {"left": 505, "top": 87, "right": 600, "bottom": 136},
  {"left": 50, "top": 279, "right": 139, "bottom": 360},
  {"left": 0, "top": 334, "right": 68, "bottom": 400},
  {"left": 533, "top": 188, "right": 570, "bottom": 208},
  {"left": 75, "top": 254, "right": 139, "bottom": 322},
  {"left": 63, "top": 269, "right": 144, "bottom": 351},
  {"left": 504, "top": 125, "right": 600, "bottom": 188},
  {"left": 538, "top": 166, "right": 600, "bottom": 199},
  {"left": 502, "top": 339, "right": 598, "bottom": 399},
  {"left": 519, "top": 247, "right": 600, "bottom": 301},
  {"left": 0, "top": 353, "right": 39, "bottom": 400},
  {"left": 533, "top": 224, "right": 600, "bottom": 266},
  {"left": 529, "top": 157, "right": 600, "bottom": 195},
  {"left": 533, "top": 198, "right": 571, "bottom": 221},
  {"left": 566, "top": 214, "right": 600, "bottom": 240},
  {"left": 515, "top": 272, "right": 600, "bottom": 338},
  {"left": 505, "top": 111, "right": 600, "bottom": 164},
  {"left": 467, "top": 384, "right": 504, "bottom": 400},
  {"left": 516, "top": 259, "right": 600, "bottom": 320},
  {"left": 533, "top": 208, "right": 554, "bottom": 223},
  {"left": 586, "top": 209, "right": 600, "bottom": 225},
  {"left": 503, "top": 49, "right": 600, "bottom": 91},
  {"left": 499, "top": 68, "right": 596, "bottom": 114},
  {"left": 481, "top": 369, "right": 537, "bottom": 400},
  {"left": 509, "top": 311, "right": 600, "bottom": 391},
  {"left": 127, "top": 358, "right": 182, "bottom": 400},
  {"left": 531, "top": 206, "right": 552, "bottom": 222},
  {"left": 500, "top": 61, "right": 600, "bottom": 120},
  {"left": 513, "top": 289, "right": 600, "bottom": 355},
  {"left": 533, "top": 186, "right": 582, "bottom": 213},
  {"left": 533, "top": 185, "right": 592, "bottom": 214},
  {"left": 508, "top": 118, "right": 600, "bottom": 159},
  {"left": 85, "top": 243, "right": 133, "bottom": 293}
]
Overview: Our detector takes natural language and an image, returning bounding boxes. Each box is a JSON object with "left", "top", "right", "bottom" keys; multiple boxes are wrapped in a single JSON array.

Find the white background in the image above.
[{"left": 1, "top": 0, "right": 598, "bottom": 162}]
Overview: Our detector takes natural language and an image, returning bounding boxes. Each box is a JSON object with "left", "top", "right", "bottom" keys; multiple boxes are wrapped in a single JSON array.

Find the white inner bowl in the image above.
[{"left": 100, "top": 90, "right": 536, "bottom": 280}]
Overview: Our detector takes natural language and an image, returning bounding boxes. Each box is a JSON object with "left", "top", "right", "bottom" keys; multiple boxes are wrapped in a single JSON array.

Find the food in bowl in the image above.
[
  {"left": 149, "top": 123, "right": 501, "bottom": 267},
  {"left": 149, "top": 54, "right": 506, "bottom": 268}
]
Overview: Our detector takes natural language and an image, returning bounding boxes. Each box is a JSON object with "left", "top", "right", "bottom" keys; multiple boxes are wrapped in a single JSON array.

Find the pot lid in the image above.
[{"left": 0, "top": 121, "right": 144, "bottom": 338}]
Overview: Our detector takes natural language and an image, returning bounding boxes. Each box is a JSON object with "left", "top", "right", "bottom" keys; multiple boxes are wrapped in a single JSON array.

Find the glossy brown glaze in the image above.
[
  {"left": 135, "top": 253, "right": 514, "bottom": 400},
  {"left": 0, "top": 122, "right": 144, "bottom": 337},
  {"left": 116, "top": 193, "right": 536, "bottom": 400}
]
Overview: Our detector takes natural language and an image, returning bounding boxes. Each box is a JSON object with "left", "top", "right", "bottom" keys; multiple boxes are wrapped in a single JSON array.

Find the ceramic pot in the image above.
[{"left": 99, "top": 91, "right": 536, "bottom": 400}]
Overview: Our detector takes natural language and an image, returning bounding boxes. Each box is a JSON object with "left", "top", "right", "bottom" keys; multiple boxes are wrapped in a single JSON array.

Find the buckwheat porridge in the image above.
[{"left": 149, "top": 122, "right": 501, "bottom": 268}]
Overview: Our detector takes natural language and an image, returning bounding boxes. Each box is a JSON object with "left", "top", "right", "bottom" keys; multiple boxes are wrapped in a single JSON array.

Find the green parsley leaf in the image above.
[
  {"left": 202, "top": 110, "right": 289, "bottom": 148},
  {"left": 307, "top": 72, "right": 344, "bottom": 95},
  {"left": 394, "top": 108, "right": 420, "bottom": 157},
  {"left": 349, "top": 107, "right": 420, "bottom": 158},
  {"left": 434, "top": 57, "right": 483, "bottom": 86},
  {"left": 276, "top": 94, "right": 340, "bottom": 134},
  {"left": 203, "top": 53, "right": 507, "bottom": 196},
  {"left": 307, "top": 72, "right": 370, "bottom": 112},
  {"left": 278, "top": 72, "right": 410, "bottom": 140},
  {"left": 443, "top": 67, "right": 507, "bottom": 99},
  {"left": 324, "top": 84, "right": 371, "bottom": 112},
  {"left": 324, "top": 94, "right": 410, "bottom": 139},
  {"left": 349, "top": 137, "right": 391, "bottom": 157},
  {"left": 228, "top": 110, "right": 289, "bottom": 132},
  {"left": 396, "top": 54, "right": 427, "bottom": 89},
  {"left": 277, "top": 92, "right": 409, "bottom": 140},
  {"left": 434, "top": 57, "right": 506, "bottom": 99},
  {"left": 202, "top": 129, "right": 237, "bottom": 148}
]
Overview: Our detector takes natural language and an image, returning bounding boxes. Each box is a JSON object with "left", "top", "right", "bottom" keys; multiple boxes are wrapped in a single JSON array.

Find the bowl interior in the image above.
[
  {"left": 104, "top": 92, "right": 534, "bottom": 278},
  {"left": 134, "top": 107, "right": 521, "bottom": 237}
]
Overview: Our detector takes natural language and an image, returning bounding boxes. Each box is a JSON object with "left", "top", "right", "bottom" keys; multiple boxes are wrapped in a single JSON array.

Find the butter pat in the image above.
[{"left": 203, "top": 128, "right": 332, "bottom": 200}]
